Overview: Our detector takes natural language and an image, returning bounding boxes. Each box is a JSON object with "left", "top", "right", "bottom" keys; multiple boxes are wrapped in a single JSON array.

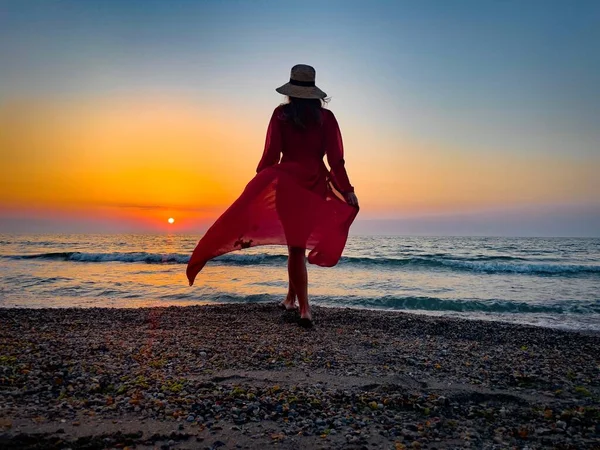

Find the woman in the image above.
[{"left": 187, "top": 64, "right": 359, "bottom": 328}]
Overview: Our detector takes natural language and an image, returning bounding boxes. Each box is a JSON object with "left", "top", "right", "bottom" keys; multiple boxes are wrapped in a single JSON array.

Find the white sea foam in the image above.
[{"left": 4, "top": 251, "right": 598, "bottom": 276}]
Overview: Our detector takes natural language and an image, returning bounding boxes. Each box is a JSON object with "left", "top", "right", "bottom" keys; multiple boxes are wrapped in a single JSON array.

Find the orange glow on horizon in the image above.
[
  {"left": 1, "top": 94, "right": 599, "bottom": 230},
  {"left": 0, "top": 96, "right": 260, "bottom": 226}
]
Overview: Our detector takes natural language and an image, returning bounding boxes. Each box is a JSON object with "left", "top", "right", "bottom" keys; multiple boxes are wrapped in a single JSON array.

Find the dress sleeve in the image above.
[
  {"left": 256, "top": 108, "right": 282, "bottom": 173},
  {"left": 325, "top": 110, "right": 354, "bottom": 193}
]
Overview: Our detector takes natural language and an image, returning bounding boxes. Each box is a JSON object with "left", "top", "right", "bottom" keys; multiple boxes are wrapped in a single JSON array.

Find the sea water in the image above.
[{"left": 1, "top": 234, "right": 599, "bottom": 331}]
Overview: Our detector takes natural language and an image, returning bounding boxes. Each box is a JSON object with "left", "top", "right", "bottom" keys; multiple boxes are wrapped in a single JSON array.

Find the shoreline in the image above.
[
  {"left": 2, "top": 301, "right": 598, "bottom": 335},
  {"left": 1, "top": 304, "right": 599, "bottom": 449}
]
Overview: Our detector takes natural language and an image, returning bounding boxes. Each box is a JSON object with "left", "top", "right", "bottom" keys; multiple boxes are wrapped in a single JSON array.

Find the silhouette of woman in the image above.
[{"left": 187, "top": 64, "right": 359, "bottom": 328}]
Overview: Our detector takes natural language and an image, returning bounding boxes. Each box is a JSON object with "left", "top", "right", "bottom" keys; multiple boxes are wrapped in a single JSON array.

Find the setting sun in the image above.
[{"left": 168, "top": 217, "right": 175, "bottom": 224}]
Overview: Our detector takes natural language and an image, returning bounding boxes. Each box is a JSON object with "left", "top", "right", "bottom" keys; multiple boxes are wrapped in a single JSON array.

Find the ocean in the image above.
[{"left": 1, "top": 234, "right": 599, "bottom": 331}]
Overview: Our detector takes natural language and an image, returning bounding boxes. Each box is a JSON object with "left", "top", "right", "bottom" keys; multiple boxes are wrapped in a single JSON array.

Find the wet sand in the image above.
[{"left": 1, "top": 304, "right": 599, "bottom": 449}]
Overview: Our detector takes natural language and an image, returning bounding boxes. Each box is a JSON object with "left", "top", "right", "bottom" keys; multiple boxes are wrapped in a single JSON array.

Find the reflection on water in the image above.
[{"left": 1, "top": 234, "right": 599, "bottom": 331}]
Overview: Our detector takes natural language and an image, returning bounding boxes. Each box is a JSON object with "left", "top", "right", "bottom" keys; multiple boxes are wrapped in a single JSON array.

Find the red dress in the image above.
[{"left": 186, "top": 106, "right": 358, "bottom": 286}]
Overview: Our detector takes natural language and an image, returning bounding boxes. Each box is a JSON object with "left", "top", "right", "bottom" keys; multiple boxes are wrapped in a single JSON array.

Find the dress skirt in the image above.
[{"left": 186, "top": 161, "right": 358, "bottom": 286}]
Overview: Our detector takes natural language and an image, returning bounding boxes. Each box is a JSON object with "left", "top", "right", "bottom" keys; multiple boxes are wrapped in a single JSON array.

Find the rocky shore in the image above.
[{"left": 1, "top": 304, "right": 599, "bottom": 449}]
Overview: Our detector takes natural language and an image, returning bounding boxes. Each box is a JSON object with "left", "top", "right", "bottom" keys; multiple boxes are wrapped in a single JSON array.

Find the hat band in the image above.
[{"left": 289, "top": 79, "right": 315, "bottom": 87}]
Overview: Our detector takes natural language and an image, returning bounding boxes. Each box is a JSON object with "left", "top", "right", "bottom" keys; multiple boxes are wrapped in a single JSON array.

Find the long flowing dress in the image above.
[{"left": 186, "top": 106, "right": 358, "bottom": 286}]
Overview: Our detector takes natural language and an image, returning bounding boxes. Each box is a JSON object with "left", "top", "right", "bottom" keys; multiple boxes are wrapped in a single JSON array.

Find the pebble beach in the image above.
[{"left": 1, "top": 304, "right": 599, "bottom": 449}]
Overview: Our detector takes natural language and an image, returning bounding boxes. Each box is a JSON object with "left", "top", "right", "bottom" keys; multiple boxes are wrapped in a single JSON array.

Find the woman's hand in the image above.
[{"left": 345, "top": 192, "right": 359, "bottom": 208}]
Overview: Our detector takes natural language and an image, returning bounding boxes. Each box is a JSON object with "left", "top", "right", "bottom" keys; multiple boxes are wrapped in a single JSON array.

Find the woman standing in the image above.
[{"left": 187, "top": 64, "right": 359, "bottom": 328}]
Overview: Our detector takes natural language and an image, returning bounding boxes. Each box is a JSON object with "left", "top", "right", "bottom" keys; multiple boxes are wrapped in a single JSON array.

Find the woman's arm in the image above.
[
  {"left": 325, "top": 110, "right": 357, "bottom": 205},
  {"left": 256, "top": 108, "right": 282, "bottom": 173}
]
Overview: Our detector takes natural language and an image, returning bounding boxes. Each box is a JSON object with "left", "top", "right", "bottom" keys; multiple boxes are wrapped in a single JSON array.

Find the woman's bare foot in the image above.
[
  {"left": 298, "top": 309, "right": 313, "bottom": 328},
  {"left": 279, "top": 294, "right": 297, "bottom": 310},
  {"left": 299, "top": 307, "right": 312, "bottom": 321}
]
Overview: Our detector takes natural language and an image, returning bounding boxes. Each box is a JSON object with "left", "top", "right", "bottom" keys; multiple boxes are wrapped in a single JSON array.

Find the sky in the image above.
[{"left": 1, "top": 0, "right": 599, "bottom": 236}]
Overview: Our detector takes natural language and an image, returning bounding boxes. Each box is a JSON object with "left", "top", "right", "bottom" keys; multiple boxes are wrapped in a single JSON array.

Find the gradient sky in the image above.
[{"left": 1, "top": 0, "right": 599, "bottom": 236}]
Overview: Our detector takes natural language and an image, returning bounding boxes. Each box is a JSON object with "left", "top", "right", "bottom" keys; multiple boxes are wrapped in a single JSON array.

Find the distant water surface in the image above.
[{"left": 1, "top": 234, "right": 599, "bottom": 331}]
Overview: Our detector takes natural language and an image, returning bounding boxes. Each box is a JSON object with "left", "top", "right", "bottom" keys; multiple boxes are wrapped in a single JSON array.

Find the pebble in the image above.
[{"left": 437, "top": 396, "right": 449, "bottom": 406}]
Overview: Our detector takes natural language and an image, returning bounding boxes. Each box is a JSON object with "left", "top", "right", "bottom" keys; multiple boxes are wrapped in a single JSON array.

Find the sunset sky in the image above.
[{"left": 1, "top": 0, "right": 599, "bottom": 236}]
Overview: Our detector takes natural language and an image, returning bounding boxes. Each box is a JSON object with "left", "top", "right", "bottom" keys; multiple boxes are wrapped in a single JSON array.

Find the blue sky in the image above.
[
  {"left": 0, "top": 0, "right": 600, "bottom": 154},
  {"left": 2, "top": 0, "right": 598, "bottom": 153}
]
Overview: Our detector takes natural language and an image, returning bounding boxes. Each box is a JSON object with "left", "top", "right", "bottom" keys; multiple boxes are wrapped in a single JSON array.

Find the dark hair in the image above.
[{"left": 281, "top": 96, "right": 329, "bottom": 129}]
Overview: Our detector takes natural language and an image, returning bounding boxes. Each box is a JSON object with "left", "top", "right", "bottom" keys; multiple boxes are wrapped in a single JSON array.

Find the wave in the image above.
[
  {"left": 151, "top": 293, "right": 600, "bottom": 315},
  {"left": 5, "top": 251, "right": 192, "bottom": 264},
  {"left": 347, "top": 256, "right": 600, "bottom": 275},
  {"left": 3, "top": 251, "right": 599, "bottom": 276},
  {"left": 2, "top": 251, "right": 288, "bottom": 265},
  {"left": 87, "top": 289, "right": 596, "bottom": 315},
  {"left": 335, "top": 296, "right": 600, "bottom": 315}
]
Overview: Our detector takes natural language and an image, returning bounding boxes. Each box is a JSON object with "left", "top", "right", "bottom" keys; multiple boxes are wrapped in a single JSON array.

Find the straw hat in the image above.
[{"left": 276, "top": 64, "right": 327, "bottom": 99}]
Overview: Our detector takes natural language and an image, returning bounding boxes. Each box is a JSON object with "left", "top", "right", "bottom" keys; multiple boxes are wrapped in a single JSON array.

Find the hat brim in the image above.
[{"left": 276, "top": 83, "right": 327, "bottom": 99}]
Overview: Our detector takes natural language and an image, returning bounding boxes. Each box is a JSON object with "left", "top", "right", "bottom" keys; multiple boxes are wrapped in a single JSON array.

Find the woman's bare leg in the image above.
[
  {"left": 288, "top": 246, "right": 311, "bottom": 320},
  {"left": 281, "top": 276, "right": 297, "bottom": 309}
]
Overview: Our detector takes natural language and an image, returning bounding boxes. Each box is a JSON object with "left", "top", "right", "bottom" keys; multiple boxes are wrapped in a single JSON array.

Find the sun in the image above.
[{"left": 168, "top": 217, "right": 175, "bottom": 224}]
